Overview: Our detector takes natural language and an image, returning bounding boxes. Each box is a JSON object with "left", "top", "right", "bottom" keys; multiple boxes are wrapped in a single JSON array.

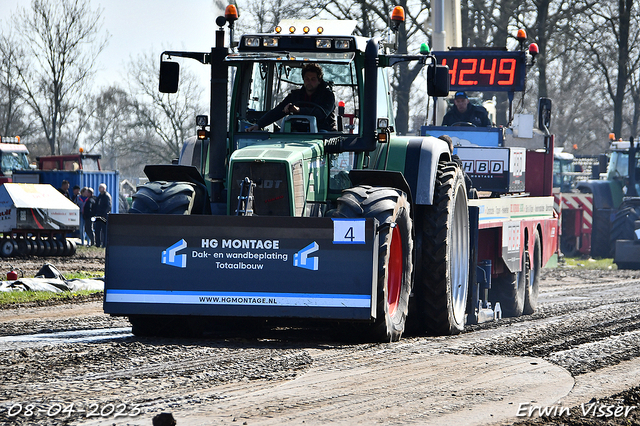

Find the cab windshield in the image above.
[
  {"left": 232, "top": 59, "right": 360, "bottom": 135},
  {"left": 607, "top": 151, "right": 640, "bottom": 181},
  {"left": 0, "top": 151, "right": 30, "bottom": 174}
]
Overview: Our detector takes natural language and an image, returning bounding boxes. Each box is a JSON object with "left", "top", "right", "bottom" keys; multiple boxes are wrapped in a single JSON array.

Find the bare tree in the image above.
[
  {"left": 322, "top": 0, "right": 431, "bottom": 134},
  {"left": 84, "top": 86, "right": 139, "bottom": 174},
  {"left": 627, "top": 41, "right": 640, "bottom": 137},
  {"left": 0, "top": 30, "right": 34, "bottom": 139},
  {"left": 126, "top": 52, "right": 206, "bottom": 164},
  {"left": 571, "top": 0, "right": 636, "bottom": 139},
  {"left": 13, "top": 0, "right": 108, "bottom": 155}
]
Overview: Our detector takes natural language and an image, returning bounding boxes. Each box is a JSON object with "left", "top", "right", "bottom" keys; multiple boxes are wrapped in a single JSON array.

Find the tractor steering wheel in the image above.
[
  {"left": 451, "top": 121, "right": 476, "bottom": 127},
  {"left": 293, "top": 101, "right": 328, "bottom": 117}
]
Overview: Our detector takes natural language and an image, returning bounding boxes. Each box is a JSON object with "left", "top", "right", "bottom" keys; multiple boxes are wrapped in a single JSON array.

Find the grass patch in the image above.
[
  {"left": 63, "top": 271, "right": 104, "bottom": 280},
  {"left": 0, "top": 289, "right": 102, "bottom": 306},
  {"left": 75, "top": 245, "right": 105, "bottom": 255},
  {"left": 561, "top": 257, "right": 617, "bottom": 270}
]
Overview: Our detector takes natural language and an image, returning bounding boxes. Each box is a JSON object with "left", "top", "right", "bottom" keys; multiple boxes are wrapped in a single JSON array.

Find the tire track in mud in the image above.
[
  {"left": 0, "top": 339, "right": 313, "bottom": 425},
  {"left": 445, "top": 277, "right": 640, "bottom": 376},
  {"left": 1, "top": 271, "right": 640, "bottom": 425}
]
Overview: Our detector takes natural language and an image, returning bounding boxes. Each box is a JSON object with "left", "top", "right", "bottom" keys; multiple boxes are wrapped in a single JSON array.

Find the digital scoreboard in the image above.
[{"left": 433, "top": 50, "right": 527, "bottom": 92}]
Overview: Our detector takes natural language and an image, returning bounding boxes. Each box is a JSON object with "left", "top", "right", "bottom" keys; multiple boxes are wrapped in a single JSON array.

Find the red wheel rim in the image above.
[{"left": 387, "top": 225, "right": 403, "bottom": 316}]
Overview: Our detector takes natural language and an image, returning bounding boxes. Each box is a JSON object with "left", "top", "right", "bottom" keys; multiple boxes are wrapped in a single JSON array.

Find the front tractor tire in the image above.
[
  {"left": 129, "top": 181, "right": 197, "bottom": 215},
  {"left": 127, "top": 180, "right": 198, "bottom": 338},
  {"left": 334, "top": 186, "right": 414, "bottom": 342},
  {"left": 411, "top": 161, "right": 470, "bottom": 336}
]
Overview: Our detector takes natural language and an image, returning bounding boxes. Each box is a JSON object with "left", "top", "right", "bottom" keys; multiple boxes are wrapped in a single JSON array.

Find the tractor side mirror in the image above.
[
  {"left": 538, "top": 97, "right": 552, "bottom": 131},
  {"left": 427, "top": 65, "right": 450, "bottom": 98},
  {"left": 159, "top": 60, "right": 180, "bottom": 94}
]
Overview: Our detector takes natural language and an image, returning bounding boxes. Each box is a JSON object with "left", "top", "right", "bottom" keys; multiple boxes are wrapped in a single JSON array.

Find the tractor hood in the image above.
[{"left": 231, "top": 137, "right": 324, "bottom": 162}]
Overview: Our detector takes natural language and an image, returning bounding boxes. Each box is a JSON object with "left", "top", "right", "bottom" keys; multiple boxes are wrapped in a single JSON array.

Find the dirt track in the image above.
[
  {"left": 1, "top": 252, "right": 640, "bottom": 426},
  {"left": 0, "top": 246, "right": 105, "bottom": 282}
]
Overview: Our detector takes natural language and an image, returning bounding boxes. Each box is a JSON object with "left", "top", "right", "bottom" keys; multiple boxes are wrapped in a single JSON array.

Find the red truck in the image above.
[{"left": 37, "top": 152, "right": 102, "bottom": 171}]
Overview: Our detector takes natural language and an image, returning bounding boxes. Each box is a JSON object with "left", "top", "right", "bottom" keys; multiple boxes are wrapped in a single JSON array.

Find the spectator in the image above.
[
  {"left": 59, "top": 180, "right": 71, "bottom": 199},
  {"left": 83, "top": 187, "right": 96, "bottom": 246},
  {"left": 76, "top": 187, "right": 89, "bottom": 245},
  {"left": 71, "top": 185, "right": 81, "bottom": 203},
  {"left": 94, "top": 183, "right": 112, "bottom": 248}
]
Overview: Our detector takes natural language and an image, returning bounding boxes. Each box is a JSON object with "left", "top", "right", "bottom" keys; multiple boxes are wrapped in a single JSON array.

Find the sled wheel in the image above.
[
  {"left": 27, "top": 238, "right": 37, "bottom": 256},
  {"left": 49, "top": 239, "right": 60, "bottom": 256},
  {"left": 491, "top": 251, "right": 527, "bottom": 317},
  {"left": 34, "top": 239, "right": 45, "bottom": 256},
  {"left": 524, "top": 230, "right": 542, "bottom": 315},
  {"left": 62, "top": 239, "right": 71, "bottom": 256},
  {"left": 410, "top": 161, "right": 470, "bottom": 335},
  {"left": 43, "top": 239, "right": 52, "bottom": 257},
  {"left": 334, "top": 186, "right": 414, "bottom": 342},
  {"left": 67, "top": 239, "right": 77, "bottom": 256},
  {"left": 560, "top": 235, "right": 578, "bottom": 258},
  {"left": 0, "top": 238, "right": 17, "bottom": 257},
  {"left": 16, "top": 237, "right": 30, "bottom": 257},
  {"left": 56, "top": 239, "right": 66, "bottom": 256},
  {"left": 49, "top": 239, "right": 59, "bottom": 256}
]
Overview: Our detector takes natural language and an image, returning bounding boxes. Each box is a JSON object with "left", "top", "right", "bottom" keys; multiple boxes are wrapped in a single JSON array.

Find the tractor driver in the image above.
[
  {"left": 442, "top": 91, "right": 492, "bottom": 127},
  {"left": 247, "top": 63, "right": 337, "bottom": 132}
]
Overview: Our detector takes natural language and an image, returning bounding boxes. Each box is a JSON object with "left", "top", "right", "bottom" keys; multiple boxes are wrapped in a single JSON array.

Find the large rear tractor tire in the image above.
[
  {"left": 591, "top": 208, "right": 614, "bottom": 258},
  {"left": 524, "top": 230, "right": 541, "bottom": 315},
  {"left": 334, "top": 186, "right": 414, "bottom": 342},
  {"left": 611, "top": 198, "right": 640, "bottom": 256},
  {"left": 410, "top": 161, "right": 470, "bottom": 335}
]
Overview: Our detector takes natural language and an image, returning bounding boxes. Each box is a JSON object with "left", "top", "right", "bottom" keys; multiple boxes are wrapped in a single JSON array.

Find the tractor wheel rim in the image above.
[
  {"left": 387, "top": 225, "right": 403, "bottom": 317},
  {"left": 451, "top": 184, "right": 470, "bottom": 324}
]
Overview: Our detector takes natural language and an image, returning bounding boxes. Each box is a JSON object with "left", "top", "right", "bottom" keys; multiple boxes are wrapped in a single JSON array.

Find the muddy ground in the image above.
[
  {"left": 0, "top": 246, "right": 105, "bottom": 280},
  {"left": 1, "top": 250, "right": 640, "bottom": 425}
]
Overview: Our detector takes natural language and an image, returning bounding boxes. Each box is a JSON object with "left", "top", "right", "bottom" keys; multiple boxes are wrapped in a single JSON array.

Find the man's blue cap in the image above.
[{"left": 455, "top": 91, "right": 468, "bottom": 99}]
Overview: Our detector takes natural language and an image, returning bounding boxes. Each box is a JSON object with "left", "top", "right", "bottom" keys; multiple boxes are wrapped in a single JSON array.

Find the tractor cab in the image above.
[{"left": 607, "top": 139, "right": 640, "bottom": 197}]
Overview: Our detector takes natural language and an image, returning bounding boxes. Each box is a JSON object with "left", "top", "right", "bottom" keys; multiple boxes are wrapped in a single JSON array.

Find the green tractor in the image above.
[
  {"left": 577, "top": 136, "right": 640, "bottom": 265},
  {"left": 104, "top": 7, "right": 486, "bottom": 341}
]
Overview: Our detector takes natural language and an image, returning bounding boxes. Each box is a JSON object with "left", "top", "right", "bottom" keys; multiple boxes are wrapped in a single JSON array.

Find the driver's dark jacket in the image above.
[
  {"left": 256, "top": 82, "right": 337, "bottom": 131},
  {"left": 442, "top": 103, "right": 492, "bottom": 127}
]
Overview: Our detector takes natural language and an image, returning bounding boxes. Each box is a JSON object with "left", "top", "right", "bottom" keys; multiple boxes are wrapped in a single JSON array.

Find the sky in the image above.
[{"left": 3, "top": 0, "right": 224, "bottom": 91}]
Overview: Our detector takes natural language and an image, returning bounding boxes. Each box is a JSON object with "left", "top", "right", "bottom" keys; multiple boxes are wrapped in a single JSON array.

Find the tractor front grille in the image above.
[{"left": 230, "top": 161, "right": 291, "bottom": 216}]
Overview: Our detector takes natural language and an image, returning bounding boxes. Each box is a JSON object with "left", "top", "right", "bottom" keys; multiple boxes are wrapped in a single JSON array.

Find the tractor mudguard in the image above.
[
  {"left": 402, "top": 136, "right": 451, "bottom": 205},
  {"left": 577, "top": 180, "right": 616, "bottom": 210},
  {"left": 349, "top": 170, "right": 413, "bottom": 205},
  {"left": 143, "top": 164, "right": 208, "bottom": 187}
]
